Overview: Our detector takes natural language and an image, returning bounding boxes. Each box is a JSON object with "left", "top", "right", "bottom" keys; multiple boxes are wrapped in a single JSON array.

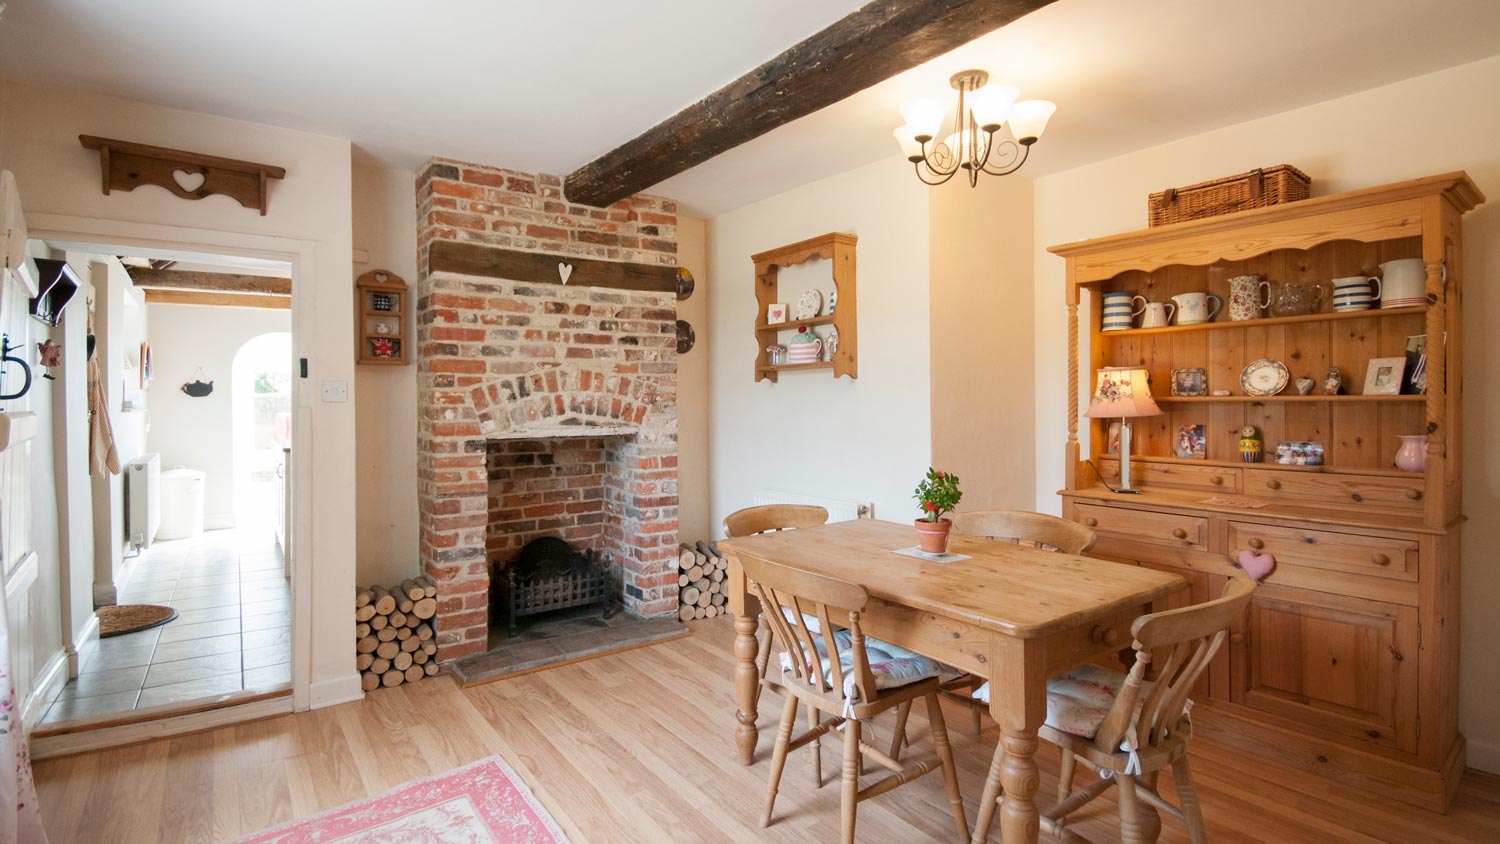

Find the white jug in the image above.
[
  {"left": 1139, "top": 301, "right": 1176, "bottom": 329},
  {"left": 1378, "top": 258, "right": 1427, "bottom": 309},
  {"left": 1171, "top": 292, "right": 1222, "bottom": 325}
]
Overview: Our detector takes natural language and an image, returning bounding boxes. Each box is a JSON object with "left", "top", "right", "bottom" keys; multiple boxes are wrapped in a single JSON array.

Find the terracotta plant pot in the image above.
[{"left": 914, "top": 518, "right": 953, "bottom": 555}]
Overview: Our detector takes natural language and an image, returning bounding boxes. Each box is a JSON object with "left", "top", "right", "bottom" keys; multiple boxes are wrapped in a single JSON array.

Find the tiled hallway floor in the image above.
[{"left": 42, "top": 526, "right": 292, "bottom": 725}]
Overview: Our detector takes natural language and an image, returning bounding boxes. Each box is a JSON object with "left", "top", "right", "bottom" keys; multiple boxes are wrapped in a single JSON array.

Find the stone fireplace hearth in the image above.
[{"left": 415, "top": 158, "right": 682, "bottom": 663}]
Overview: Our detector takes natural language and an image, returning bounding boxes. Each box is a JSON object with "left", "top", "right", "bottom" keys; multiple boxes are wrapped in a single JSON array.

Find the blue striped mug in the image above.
[{"left": 1101, "top": 292, "right": 1147, "bottom": 331}]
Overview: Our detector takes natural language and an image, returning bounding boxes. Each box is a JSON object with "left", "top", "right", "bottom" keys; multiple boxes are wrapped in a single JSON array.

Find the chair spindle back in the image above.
[
  {"left": 724, "top": 504, "right": 830, "bottom": 539},
  {"left": 952, "top": 509, "right": 1097, "bottom": 554}
]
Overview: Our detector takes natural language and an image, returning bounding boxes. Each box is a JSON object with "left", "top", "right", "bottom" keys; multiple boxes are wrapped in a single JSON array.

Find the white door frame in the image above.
[{"left": 29, "top": 212, "right": 318, "bottom": 711}]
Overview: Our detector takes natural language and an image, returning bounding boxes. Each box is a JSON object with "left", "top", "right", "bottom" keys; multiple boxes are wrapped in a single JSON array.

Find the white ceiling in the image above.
[{"left": 4, "top": 0, "right": 1500, "bottom": 217}]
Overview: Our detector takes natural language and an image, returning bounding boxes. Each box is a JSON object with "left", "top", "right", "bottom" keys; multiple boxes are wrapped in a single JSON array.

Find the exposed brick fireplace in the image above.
[{"left": 416, "top": 158, "right": 680, "bottom": 662}]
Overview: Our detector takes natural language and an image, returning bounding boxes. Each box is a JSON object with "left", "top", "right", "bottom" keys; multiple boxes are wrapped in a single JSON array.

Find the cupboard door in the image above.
[{"left": 1232, "top": 584, "right": 1418, "bottom": 754}]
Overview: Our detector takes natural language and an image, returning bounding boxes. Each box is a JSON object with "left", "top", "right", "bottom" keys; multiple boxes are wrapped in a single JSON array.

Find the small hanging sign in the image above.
[{"left": 181, "top": 367, "right": 214, "bottom": 397}]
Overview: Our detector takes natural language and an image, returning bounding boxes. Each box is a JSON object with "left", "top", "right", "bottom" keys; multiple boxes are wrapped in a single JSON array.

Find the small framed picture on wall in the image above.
[{"left": 766, "top": 303, "right": 788, "bottom": 325}]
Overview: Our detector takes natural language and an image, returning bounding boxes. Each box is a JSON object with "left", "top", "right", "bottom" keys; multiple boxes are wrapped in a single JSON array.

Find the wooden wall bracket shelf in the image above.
[
  {"left": 1051, "top": 171, "right": 1483, "bottom": 813},
  {"left": 751, "top": 232, "right": 857, "bottom": 382},
  {"left": 79, "top": 135, "right": 286, "bottom": 216},
  {"left": 356, "top": 269, "right": 411, "bottom": 366},
  {"left": 427, "top": 240, "right": 676, "bottom": 293}
]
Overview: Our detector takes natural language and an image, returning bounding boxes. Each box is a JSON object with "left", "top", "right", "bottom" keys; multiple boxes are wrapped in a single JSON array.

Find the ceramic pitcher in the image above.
[
  {"left": 1227, "top": 275, "right": 1271, "bottom": 321},
  {"left": 1332, "top": 275, "right": 1382, "bottom": 312},
  {"left": 1139, "top": 301, "right": 1175, "bottom": 329},
  {"left": 1101, "top": 291, "right": 1147, "bottom": 331},
  {"left": 1379, "top": 258, "right": 1427, "bottom": 308},
  {"left": 1171, "top": 291, "right": 1222, "bottom": 325}
]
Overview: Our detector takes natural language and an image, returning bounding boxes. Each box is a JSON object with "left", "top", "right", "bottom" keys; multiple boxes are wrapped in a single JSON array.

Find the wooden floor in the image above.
[{"left": 33, "top": 617, "right": 1500, "bottom": 844}]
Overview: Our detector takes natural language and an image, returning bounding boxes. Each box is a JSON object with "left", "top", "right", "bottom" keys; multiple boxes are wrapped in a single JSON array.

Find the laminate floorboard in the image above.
[{"left": 33, "top": 617, "right": 1500, "bottom": 843}]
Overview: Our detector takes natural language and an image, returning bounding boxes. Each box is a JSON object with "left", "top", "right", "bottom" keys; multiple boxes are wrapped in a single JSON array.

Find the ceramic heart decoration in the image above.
[
  {"left": 558, "top": 262, "right": 574, "bottom": 285},
  {"left": 172, "top": 169, "right": 207, "bottom": 193},
  {"left": 1237, "top": 549, "right": 1276, "bottom": 581}
]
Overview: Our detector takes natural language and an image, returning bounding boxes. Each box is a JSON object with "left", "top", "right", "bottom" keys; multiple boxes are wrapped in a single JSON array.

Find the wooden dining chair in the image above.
[
  {"left": 970, "top": 577, "right": 1257, "bottom": 844},
  {"left": 724, "top": 504, "right": 830, "bottom": 785},
  {"left": 742, "top": 553, "right": 969, "bottom": 844},
  {"left": 932, "top": 510, "right": 1098, "bottom": 738}
]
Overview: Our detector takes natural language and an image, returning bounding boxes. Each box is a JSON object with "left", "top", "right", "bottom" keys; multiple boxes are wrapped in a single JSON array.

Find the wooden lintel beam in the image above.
[
  {"left": 129, "top": 268, "right": 291, "bottom": 296},
  {"left": 562, "top": 0, "right": 1057, "bottom": 207},
  {"left": 143, "top": 289, "right": 290, "bottom": 310},
  {"left": 428, "top": 241, "right": 676, "bottom": 293}
]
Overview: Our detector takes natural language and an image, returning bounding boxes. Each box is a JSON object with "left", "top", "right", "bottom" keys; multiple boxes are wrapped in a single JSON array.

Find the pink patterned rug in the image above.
[{"left": 228, "top": 756, "right": 570, "bottom": 843}]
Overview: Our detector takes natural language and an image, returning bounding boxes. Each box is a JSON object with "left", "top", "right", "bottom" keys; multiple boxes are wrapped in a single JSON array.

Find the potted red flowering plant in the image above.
[{"left": 913, "top": 467, "right": 962, "bottom": 554}]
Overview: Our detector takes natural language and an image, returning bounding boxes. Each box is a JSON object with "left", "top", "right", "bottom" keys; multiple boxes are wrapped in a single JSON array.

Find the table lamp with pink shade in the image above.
[{"left": 1085, "top": 366, "right": 1162, "bottom": 494}]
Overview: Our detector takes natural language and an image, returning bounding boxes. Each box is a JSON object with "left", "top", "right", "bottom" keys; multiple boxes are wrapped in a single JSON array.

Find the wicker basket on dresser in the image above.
[{"left": 1050, "top": 172, "right": 1483, "bottom": 812}]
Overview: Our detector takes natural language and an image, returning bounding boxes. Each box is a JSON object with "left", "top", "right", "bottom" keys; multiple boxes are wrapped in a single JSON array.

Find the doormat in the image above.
[{"left": 97, "top": 604, "right": 178, "bottom": 637}]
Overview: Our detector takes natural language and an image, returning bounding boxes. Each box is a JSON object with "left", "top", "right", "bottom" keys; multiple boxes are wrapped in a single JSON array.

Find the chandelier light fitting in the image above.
[{"left": 892, "top": 70, "right": 1055, "bottom": 187}]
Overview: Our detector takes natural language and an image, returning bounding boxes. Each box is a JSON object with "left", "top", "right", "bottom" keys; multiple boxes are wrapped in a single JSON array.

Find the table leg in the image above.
[
  {"left": 987, "top": 635, "right": 1046, "bottom": 844},
  {"left": 734, "top": 612, "right": 762, "bottom": 765}
]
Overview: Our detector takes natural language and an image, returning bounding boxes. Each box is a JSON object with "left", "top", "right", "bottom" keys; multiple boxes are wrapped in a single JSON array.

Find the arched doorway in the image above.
[{"left": 230, "top": 332, "right": 292, "bottom": 529}]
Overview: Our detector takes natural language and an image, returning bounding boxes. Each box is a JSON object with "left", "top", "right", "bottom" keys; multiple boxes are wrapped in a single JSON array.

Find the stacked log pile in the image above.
[
  {"left": 678, "top": 542, "right": 728, "bottom": 621},
  {"left": 355, "top": 577, "right": 440, "bottom": 691}
]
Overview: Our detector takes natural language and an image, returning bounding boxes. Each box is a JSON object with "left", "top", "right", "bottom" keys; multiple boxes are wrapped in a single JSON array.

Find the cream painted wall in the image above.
[
  {"left": 351, "top": 151, "right": 419, "bottom": 587},
  {"left": 145, "top": 303, "right": 291, "bottom": 527},
  {"left": 707, "top": 159, "right": 931, "bottom": 531},
  {"left": 1030, "top": 55, "right": 1500, "bottom": 772},
  {"left": 1, "top": 80, "right": 360, "bottom": 707},
  {"left": 929, "top": 176, "right": 1036, "bottom": 510},
  {"left": 675, "top": 216, "right": 712, "bottom": 545}
]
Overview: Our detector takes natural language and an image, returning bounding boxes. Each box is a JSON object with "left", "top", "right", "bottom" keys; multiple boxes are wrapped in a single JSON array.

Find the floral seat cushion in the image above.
[
  {"left": 972, "top": 663, "right": 1144, "bottom": 740},
  {"left": 779, "top": 628, "right": 941, "bottom": 701}
]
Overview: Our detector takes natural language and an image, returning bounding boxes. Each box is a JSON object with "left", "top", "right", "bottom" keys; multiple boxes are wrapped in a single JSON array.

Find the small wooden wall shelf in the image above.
[
  {"left": 356, "top": 270, "right": 410, "bottom": 365},
  {"left": 79, "top": 135, "right": 286, "bottom": 216},
  {"left": 751, "top": 232, "right": 857, "bottom": 382}
]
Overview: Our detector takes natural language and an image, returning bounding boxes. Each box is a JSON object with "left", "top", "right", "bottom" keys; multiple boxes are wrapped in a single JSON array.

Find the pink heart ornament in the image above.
[{"left": 1237, "top": 549, "right": 1276, "bottom": 581}]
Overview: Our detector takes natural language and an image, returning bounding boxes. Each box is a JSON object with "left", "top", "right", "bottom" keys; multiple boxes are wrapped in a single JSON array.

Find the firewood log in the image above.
[
  {"left": 381, "top": 670, "right": 403, "bottom": 688},
  {"left": 679, "top": 605, "right": 695, "bottom": 622},
  {"left": 681, "top": 586, "right": 700, "bottom": 606},
  {"left": 412, "top": 649, "right": 429, "bottom": 665},
  {"left": 370, "top": 657, "right": 391, "bottom": 674},
  {"left": 355, "top": 622, "right": 371, "bottom": 638},
  {"left": 356, "top": 652, "right": 374, "bottom": 671},
  {"left": 356, "top": 636, "right": 378, "bottom": 654},
  {"left": 401, "top": 578, "right": 424, "bottom": 602},
  {"left": 388, "top": 611, "right": 407, "bottom": 628},
  {"left": 711, "top": 592, "right": 727, "bottom": 607},
  {"left": 395, "top": 626, "right": 412, "bottom": 641},
  {"left": 704, "top": 605, "right": 718, "bottom": 619},
  {"left": 678, "top": 573, "right": 689, "bottom": 588},
  {"left": 393, "top": 651, "right": 413, "bottom": 671},
  {"left": 376, "top": 641, "right": 400, "bottom": 660},
  {"left": 412, "top": 597, "right": 437, "bottom": 620},
  {"left": 371, "top": 586, "right": 396, "bottom": 615},
  {"left": 422, "top": 640, "right": 438, "bottom": 655},
  {"left": 679, "top": 547, "right": 696, "bottom": 570},
  {"left": 692, "top": 578, "right": 709, "bottom": 593},
  {"left": 694, "top": 606, "right": 707, "bottom": 619},
  {"left": 369, "top": 613, "right": 388, "bottom": 631},
  {"left": 355, "top": 587, "right": 373, "bottom": 608},
  {"left": 424, "top": 661, "right": 439, "bottom": 676},
  {"left": 376, "top": 626, "right": 398, "bottom": 642},
  {"left": 709, "top": 568, "right": 725, "bottom": 583},
  {"left": 687, "top": 564, "right": 704, "bottom": 581},
  {"left": 416, "top": 623, "right": 434, "bottom": 641},
  {"left": 695, "top": 589, "right": 711, "bottom": 609},
  {"left": 361, "top": 671, "right": 380, "bottom": 692},
  {"left": 400, "top": 635, "right": 420, "bottom": 653},
  {"left": 696, "top": 540, "right": 720, "bottom": 560},
  {"left": 355, "top": 604, "right": 376, "bottom": 622}
]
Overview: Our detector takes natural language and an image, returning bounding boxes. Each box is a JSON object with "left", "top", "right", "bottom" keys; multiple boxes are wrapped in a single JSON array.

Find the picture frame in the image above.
[
  {"left": 1276, "top": 440, "right": 1325, "bottom": 466},
  {"left": 1402, "top": 335, "right": 1427, "bottom": 395},
  {"left": 766, "top": 303, "right": 788, "bottom": 325},
  {"left": 1175, "top": 424, "right": 1207, "bottom": 459},
  {"left": 1171, "top": 367, "right": 1208, "bottom": 397},
  {"left": 1362, "top": 356, "right": 1406, "bottom": 396}
]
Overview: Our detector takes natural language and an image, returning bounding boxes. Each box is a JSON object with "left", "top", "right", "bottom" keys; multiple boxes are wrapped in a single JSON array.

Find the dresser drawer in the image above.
[
  {"left": 1098, "top": 458, "right": 1241, "bottom": 493},
  {"left": 1074, "top": 503, "right": 1208, "bottom": 549},
  {"left": 1227, "top": 521, "right": 1418, "bottom": 582},
  {"left": 1243, "top": 469, "right": 1424, "bottom": 512}
]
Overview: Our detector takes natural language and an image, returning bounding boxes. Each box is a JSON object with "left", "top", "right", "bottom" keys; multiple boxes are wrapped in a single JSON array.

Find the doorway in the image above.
[{"left": 33, "top": 245, "right": 298, "bottom": 728}]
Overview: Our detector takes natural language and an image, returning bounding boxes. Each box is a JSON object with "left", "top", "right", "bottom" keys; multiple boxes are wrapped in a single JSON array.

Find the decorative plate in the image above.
[
  {"left": 1240, "top": 359, "right": 1289, "bottom": 396},
  {"left": 825, "top": 326, "right": 839, "bottom": 358},
  {"left": 676, "top": 267, "right": 695, "bottom": 301},
  {"left": 794, "top": 289, "right": 822, "bottom": 320},
  {"left": 676, "top": 319, "right": 696, "bottom": 354}
]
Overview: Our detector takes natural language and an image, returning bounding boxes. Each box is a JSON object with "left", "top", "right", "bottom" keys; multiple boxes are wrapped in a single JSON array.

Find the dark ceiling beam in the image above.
[
  {"left": 563, "top": 0, "right": 1058, "bottom": 207},
  {"left": 128, "top": 267, "right": 291, "bottom": 296}
]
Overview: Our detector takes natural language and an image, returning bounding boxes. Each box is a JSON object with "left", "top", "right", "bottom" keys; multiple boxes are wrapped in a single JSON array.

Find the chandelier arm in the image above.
[
  {"left": 914, "top": 160, "right": 959, "bottom": 187},
  {"left": 978, "top": 139, "right": 1032, "bottom": 177}
]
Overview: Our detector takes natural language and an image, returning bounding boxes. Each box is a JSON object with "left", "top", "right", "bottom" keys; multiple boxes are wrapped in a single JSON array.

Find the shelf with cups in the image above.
[
  {"left": 356, "top": 268, "right": 410, "bottom": 366},
  {"left": 751, "top": 232, "right": 857, "bottom": 383},
  {"left": 1154, "top": 394, "right": 1424, "bottom": 404},
  {"left": 1099, "top": 304, "right": 1425, "bottom": 337}
]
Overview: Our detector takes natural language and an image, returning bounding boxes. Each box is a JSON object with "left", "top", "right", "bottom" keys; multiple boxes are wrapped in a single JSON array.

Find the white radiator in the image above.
[
  {"left": 125, "top": 453, "right": 161, "bottom": 550},
  {"left": 752, "top": 490, "right": 873, "bottom": 523}
]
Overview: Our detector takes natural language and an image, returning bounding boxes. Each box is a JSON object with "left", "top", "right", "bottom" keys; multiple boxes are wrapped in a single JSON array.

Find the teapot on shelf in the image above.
[{"left": 785, "top": 325, "right": 823, "bottom": 364}]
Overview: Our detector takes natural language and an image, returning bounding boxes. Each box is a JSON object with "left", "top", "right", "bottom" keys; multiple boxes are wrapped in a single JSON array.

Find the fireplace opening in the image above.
[{"left": 503, "top": 536, "right": 614, "bottom": 638}]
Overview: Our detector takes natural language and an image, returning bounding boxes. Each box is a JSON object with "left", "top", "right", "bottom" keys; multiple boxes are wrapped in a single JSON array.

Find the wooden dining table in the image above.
[{"left": 720, "top": 519, "right": 1186, "bottom": 844}]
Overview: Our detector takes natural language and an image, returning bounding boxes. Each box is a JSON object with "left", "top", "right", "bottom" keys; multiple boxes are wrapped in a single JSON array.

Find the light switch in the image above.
[{"left": 321, "top": 380, "right": 349, "bottom": 402}]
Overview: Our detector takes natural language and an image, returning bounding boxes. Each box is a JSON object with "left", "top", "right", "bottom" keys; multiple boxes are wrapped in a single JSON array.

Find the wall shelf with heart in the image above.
[{"left": 79, "top": 134, "right": 286, "bottom": 216}]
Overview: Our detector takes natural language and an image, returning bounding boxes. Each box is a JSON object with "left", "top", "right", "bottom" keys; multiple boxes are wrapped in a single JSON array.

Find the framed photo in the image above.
[
  {"left": 1276, "top": 440, "right": 1325, "bottom": 466},
  {"left": 766, "top": 303, "right": 788, "bottom": 325},
  {"left": 1106, "top": 421, "right": 1121, "bottom": 455},
  {"left": 1171, "top": 368, "right": 1208, "bottom": 397},
  {"left": 1362, "top": 356, "right": 1406, "bottom": 395},
  {"left": 1402, "top": 335, "right": 1427, "bottom": 395},
  {"left": 1175, "top": 424, "right": 1207, "bottom": 459}
]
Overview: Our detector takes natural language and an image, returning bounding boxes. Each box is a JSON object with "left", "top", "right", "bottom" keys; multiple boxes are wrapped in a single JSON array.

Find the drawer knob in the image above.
[
  {"left": 1266, "top": 479, "right": 1282, "bottom": 490},
  {"left": 1247, "top": 538, "right": 1265, "bottom": 550},
  {"left": 1172, "top": 527, "right": 1189, "bottom": 540},
  {"left": 1084, "top": 517, "right": 1098, "bottom": 527},
  {"left": 1371, "top": 553, "right": 1391, "bottom": 566},
  {"left": 1230, "top": 633, "right": 1245, "bottom": 645},
  {"left": 1091, "top": 626, "right": 1119, "bottom": 646},
  {"left": 1406, "top": 488, "right": 1424, "bottom": 500},
  {"left": 1210, "top": 476, "right": 1224, "bottom": 486}
]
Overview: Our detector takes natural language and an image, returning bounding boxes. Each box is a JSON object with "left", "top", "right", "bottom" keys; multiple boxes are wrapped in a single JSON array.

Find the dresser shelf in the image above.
[
  {"left": 1155, "top": 394, "right": 1424, "bottom": 404},
  {"left": 1102, "top": 305, "right": 1425, "bottom": 337},
  {"left": 755, "top": 362, "right": 834, "bottom": 375}
]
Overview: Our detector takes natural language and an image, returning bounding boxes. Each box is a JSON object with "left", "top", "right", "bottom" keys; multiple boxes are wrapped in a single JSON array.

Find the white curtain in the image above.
[{"left": 0, "top": 591, "right": 46, "bottom": 843}]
